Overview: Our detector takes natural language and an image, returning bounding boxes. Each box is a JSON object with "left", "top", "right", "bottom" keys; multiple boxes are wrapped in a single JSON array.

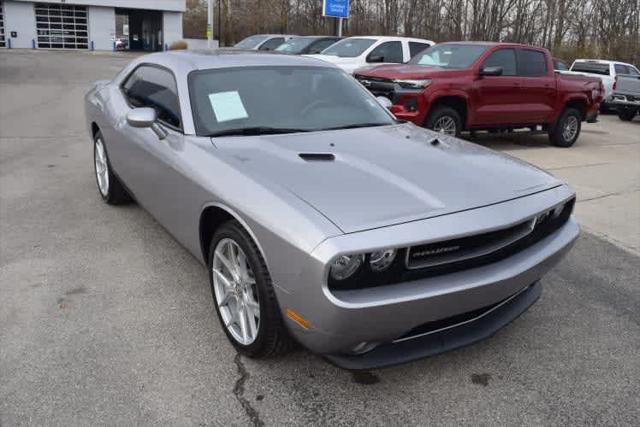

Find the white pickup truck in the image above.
[{"left": 566, "top": 60, "right": 640, "bottom": 110}]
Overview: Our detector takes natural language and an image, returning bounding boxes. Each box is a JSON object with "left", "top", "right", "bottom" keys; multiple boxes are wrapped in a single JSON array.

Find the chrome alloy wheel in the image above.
[
  {"left": 94, "top": 138, "right": 109, "bottom": 197},
  {"left": 562, "top": 115, "right": 579, "bottom": 142},
  {"left": 212, "top": 238, "right": 260, "bottom": 345},
  {"left": 433, "top": 116, "right": 457, "bottom": 135}
]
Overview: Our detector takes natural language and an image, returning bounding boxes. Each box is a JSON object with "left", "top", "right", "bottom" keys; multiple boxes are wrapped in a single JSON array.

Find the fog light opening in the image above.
[{"left": 350, "top": 341, "right": 379, "bottom": 355}]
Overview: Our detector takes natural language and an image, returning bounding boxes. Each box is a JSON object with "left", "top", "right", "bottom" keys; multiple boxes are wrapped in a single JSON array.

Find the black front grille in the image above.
[
  {"left": 329, "top": 198, "right": 575, "bottom": 291},
  {"left": 354, "top": 74, "right": 397, "bottom": 99}
]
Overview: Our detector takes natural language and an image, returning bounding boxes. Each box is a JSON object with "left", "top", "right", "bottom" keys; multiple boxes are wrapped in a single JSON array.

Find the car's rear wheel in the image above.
[
  {"left": 617, "top": 108, "right": 637, "bottom": 121},
  {"left": 425, "top": 106, "right": 462, "bottom": 137},
  {"left": 549, "top": 108, "right": 581, "bottom": 147},
  {"left": 208, "top": 220, "right": 293, "bottom": 357},
  {"left": 93, "top": 131, "right": 132, "bottom": 204}
]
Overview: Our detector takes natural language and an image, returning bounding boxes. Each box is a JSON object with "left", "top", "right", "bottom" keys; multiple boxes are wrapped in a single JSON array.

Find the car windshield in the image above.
[
  {"left": 189, "top": 66, "right": 394, "bottom": 136},
  {"left": 321, "top": 38, "right": 376, "bottom": 57},
  {"left": 410, "top": 44, "right": 488, "bottom": 69},
  {"left": 275, "top": 38, "right": 316, "bottom": 54},
  {"left": 234, "top": 35, "right": 269, "bottom": 49}
]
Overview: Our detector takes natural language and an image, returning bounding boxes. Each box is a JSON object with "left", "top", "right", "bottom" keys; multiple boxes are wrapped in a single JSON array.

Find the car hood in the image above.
[
  {"left": 355, "top": 64, "right": 469, "bottom": 80},
  {"left": 213, "top": 124, "right": 561, "bottom": 234},
  {"left": 306, "top": 54, "right": 362, "bottom": 72}
]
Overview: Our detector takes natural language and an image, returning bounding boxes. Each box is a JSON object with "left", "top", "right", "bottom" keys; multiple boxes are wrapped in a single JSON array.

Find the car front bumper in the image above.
[{"left": 273, "top": 186, "right": 578, "bottom": 368}]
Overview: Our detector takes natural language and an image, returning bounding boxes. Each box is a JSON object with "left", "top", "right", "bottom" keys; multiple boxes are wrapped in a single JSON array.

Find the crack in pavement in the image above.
[{"left": 233, "top": 353, "right": 264, "bottom": 427}]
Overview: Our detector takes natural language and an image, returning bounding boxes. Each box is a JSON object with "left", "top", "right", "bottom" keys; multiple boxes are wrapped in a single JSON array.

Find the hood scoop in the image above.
[{"left": 299, "top": 153, "right": 335, "bottom": 162}]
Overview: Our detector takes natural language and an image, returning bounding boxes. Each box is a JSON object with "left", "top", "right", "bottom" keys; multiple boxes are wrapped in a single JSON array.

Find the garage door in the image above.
[
  {"left": 0, "top": 2, "right": 6, "bottom": 48},
  {"left": 35, "top": 3, "right": 88, "bottom": 49}
]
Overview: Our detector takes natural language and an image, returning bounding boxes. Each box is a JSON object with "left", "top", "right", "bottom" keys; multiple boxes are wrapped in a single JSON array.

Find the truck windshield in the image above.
[
  {"left": 410, "top": 44, "right": 488, "bottom": 69},
  {"left": 189, "top": 66, "right": 394, "bottom": 137},
  {"left": 321, "top": 38, "right": 376, "bottom": 57}
]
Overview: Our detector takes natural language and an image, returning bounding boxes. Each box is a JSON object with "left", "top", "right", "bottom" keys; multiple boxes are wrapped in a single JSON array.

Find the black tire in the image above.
[
  {"left": 93, "top": 130, "right": 132, "bottom": 204},
  {"left": 424, "top": 106, "right": 462, "bottom": 137},
  {"left": 208, "top": 220, "right": 294, "bottom": 358},
  {"left": 549, "top": 108, "right": 582, "bottom": 147},
  {"left": 617, "top": 108, "right": 637, "bottom": 121}
]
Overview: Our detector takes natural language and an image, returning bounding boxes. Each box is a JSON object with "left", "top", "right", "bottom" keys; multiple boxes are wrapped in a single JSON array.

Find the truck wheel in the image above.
[
  {"left": 425, "top": 106, "right": 462, "bottom": 137},
  {"left": 617, "top": 108, "right": 637, "bottom": 121},
  {"left": 549, "top": 108, "right": 581, "bottom": 147}
]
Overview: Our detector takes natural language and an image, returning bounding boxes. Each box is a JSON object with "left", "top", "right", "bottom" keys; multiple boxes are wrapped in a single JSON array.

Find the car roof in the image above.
[
  {"left": 343, "top": 35, "right": 435, "bottom": 44},
  {"left": 573, "top": 59, "right": 632, "bottom": 66},
  {"left": 136, "top": 49, "right": 337, "bottom": 73}
]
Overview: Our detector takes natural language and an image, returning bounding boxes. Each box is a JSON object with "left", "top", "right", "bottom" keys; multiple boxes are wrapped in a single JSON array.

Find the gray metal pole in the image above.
[
  {"left": 338, "top": 17, "right": 343, "bottom": 37},
  {"left": 207, "top": 0, "right": 214, "bottom": 48}
]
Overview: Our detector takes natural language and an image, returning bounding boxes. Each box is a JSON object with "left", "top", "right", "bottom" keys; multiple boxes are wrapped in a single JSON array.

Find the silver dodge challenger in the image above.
[{"left": 85, "top": 50, "right": 579, "bottom": 369}]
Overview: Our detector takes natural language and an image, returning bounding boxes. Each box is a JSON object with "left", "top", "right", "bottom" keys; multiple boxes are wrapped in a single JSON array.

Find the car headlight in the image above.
[
  {"left": 330, "top": 254, "right": 365, "bottom": 281},
  {"left": 369, "top": 248, "right": 397, "bottom": 272},
  {"left": 394, "top": 79, "right": 432, "bottom": 89}
]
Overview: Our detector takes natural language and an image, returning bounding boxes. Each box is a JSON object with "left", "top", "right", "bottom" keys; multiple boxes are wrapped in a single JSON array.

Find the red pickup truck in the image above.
[{"left": 354, "top": 42, "right": 604, "bottom": 147}]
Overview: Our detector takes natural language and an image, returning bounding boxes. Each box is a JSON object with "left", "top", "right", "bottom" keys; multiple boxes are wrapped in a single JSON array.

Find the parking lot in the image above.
[{"left": 1, "top": 49, "right": 639, "bottom": 425}]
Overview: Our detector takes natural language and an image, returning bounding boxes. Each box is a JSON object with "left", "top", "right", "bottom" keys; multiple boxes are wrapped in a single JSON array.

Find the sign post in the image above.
[
  {"left": 207, "top": 0, "right": 214, "bottom": 48},
  {"left": 322, "top": 0, "right": 349, "bottom": 37}
]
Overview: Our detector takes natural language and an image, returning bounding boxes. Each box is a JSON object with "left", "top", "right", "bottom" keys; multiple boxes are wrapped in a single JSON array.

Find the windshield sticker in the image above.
[{"left": 208, "top": 91, "right": 249, "bottom": 123}]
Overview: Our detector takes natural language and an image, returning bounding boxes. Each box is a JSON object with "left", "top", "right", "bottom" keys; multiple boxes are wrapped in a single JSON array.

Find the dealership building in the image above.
[{"left": 0, "top": 0, "right": 185, "bottom": 51}]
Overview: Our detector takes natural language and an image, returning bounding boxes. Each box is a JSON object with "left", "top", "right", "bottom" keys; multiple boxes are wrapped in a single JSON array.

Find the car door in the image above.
[
  {"left": 114, "top": 65, "right": 187, "bottom": 223},
  {"left": 516, "top": 48, "right": 555, "bottom": 123},
  {"left": 472, "top": 48, "right": 522, "bottom": 126},
  {"left": 365, "top": 41, "right": 404, "bottom": 66}
]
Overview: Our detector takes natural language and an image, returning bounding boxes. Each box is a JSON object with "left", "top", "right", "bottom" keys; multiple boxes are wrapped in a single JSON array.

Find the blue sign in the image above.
[{"left": 322, "top": 0, "right": 349, "bottom": 18}]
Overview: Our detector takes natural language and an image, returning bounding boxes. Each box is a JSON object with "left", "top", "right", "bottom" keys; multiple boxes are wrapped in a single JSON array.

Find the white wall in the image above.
[
  {"left": 163, "top": 11, "right": 183, "bottom": 48},
  {"left": 13, "top": 0, "right": 185, "bottom": 12},
  {"left": 183, "top": 38, "right": 218, "bottom": 50},
  {"left": 88, "top": 6, "right": 115, "bottom": 51},
  {"left": 4, "top": 0, "right": 36, "bottom": 48}
]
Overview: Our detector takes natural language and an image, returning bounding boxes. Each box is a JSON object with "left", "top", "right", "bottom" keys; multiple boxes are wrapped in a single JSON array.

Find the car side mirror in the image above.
[
  {"left": 126, "top": 107, "right": 167, "bottom": 140},
  {"left": 367, "top": 55, "right": 385, "bottom": 63},
  {"left": 127, "top": 107, "right": 157, "bottom": 128},
  {"left": 479, "top": 66, "right": 503, "bottom": 76}
]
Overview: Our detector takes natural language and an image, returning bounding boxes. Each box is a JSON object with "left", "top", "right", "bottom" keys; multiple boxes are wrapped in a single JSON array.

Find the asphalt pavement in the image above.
[{"left": 1, "top": 50, "right": 639, "bottom": 426}]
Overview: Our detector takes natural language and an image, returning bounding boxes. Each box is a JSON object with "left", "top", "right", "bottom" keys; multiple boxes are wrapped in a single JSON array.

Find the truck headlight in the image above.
[
  {"left": 330, "top": 254, "right": 365, "bottom": 280},
  {"left": 394, "top": 79, "right": 432, "bottom": 89}
]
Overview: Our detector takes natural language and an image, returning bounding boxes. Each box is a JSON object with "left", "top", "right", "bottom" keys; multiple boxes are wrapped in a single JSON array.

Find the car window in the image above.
[
  {"left": 518, "top": 49, "right": 547, "bottom": 76},
  {"left": 308, "top": 38, "right": 340, "bottom": 54},
  {"left": 409, "top": 42, "right": 431, "bottom": 58},
  {"left": 481, "top": 48, "right": 517, "bottom": 76},
  {"left": 234, "top": 35, "right": 268, "bottom": 49},
  {"left": 122, "top": 65, "right": 181, "bottom": 129},
  {"left": 322, "top": 38, "right": 376, "bottom": 57},
  {"left": 258, "top": 37, "right": 285, "bottom": 51},
  {"left": 570, "top": 62, "right": 610, "bottom": 76},
  {"left": 410, "top": 44, "right": 488, "bottom": 69},
  {"left": 274, "top": 37, "right": 315, "bottom": 54},
  {"left": 367, "top": 41, "right": 403, "bottom": 63},
  {"left": 627, "top": 66, "right": 640, "bottom": 76},
  {"left": 614, "top": 64, "right": 627, "bottom": 74},
  {"left": 554, "top": 59, "right": 569, "bottom": 71},
  {"left": 188, "top": 66, "right": 394, "bottom": 136}
]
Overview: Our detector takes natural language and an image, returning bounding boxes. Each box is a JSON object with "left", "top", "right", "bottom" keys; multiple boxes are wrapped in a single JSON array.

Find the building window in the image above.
[
  {"left": 35, "top": 3, "right": 88, "bottom": 49},
  {"left": 0, "top": 1, "right": 6, "bottom": 48}
]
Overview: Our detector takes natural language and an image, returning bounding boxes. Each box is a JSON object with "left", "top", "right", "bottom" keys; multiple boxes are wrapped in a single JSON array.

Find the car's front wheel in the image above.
[
  {"left": 93, "top": 131, "right": 131, "bottom": 204},
  {"left": 208, "top": 220, "right": 293, "bottom": 357},
  {"left": 617, "top": 108, "right": 637, "bottom": 121},
  {"left": 425, "top": 106, "right": 462, "bottom": 137},
  {"left": 549, "top": 108, "right": 581, "bottom": 147}
]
